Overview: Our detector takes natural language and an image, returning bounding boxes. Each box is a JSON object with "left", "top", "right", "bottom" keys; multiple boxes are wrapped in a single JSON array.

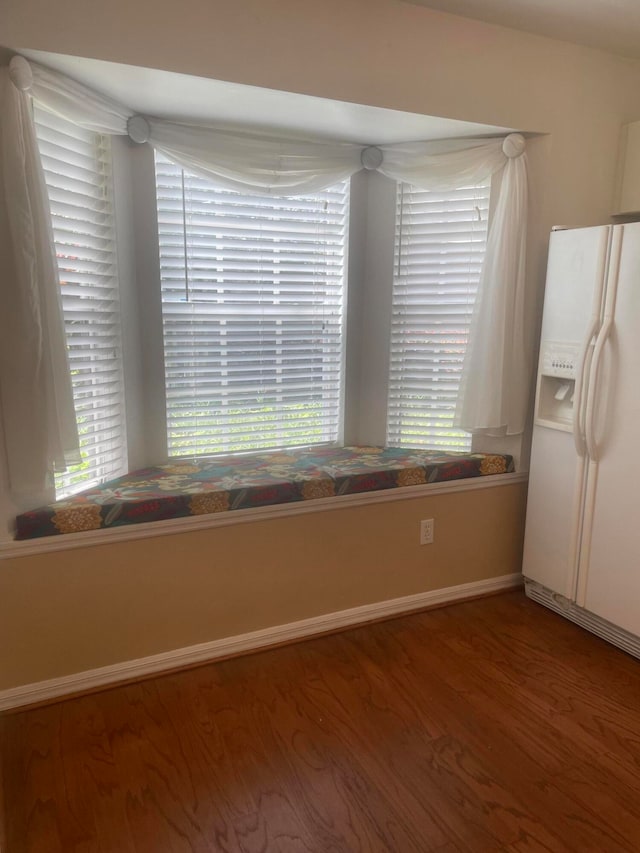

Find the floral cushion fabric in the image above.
[{"left": 15, "top": 446, "right": 514, "bottom": 540}]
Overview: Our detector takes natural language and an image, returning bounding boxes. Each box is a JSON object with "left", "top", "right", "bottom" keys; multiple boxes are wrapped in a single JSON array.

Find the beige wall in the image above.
[
  {"left": 1, "top": 0, "right": 640, "bottom": 690},
  {"left": 0, "top": 482, "right": 526, "bottom": 690}
]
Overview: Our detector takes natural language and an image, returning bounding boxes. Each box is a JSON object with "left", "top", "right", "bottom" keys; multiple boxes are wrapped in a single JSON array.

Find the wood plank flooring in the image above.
[{"left": 3, "top": 590, "right": 640, "bottom": 852}]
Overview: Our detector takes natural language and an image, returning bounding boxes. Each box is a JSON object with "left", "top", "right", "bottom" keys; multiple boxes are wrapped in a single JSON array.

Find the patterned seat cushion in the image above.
[{"left": 14, "top": 446, "right": 514, "bottom": 540}]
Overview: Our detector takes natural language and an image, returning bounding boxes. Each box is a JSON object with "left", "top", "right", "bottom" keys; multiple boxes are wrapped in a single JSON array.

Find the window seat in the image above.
[{"left": 15, "top": 446, "right": 514, "bottom": 540}]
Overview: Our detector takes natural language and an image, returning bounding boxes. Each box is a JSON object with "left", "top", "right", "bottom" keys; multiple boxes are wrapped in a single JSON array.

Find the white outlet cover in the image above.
[{"left": 420, "top": 518, "right": 434, "bottom": 545}]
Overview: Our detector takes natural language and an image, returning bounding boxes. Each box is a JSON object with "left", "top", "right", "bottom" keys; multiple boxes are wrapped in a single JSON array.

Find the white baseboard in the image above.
[{"left": 0, "top": 572, "right": 522, "bottom": 712}]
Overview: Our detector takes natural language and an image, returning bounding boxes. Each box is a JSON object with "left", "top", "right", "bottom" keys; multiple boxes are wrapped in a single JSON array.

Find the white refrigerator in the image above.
[{"left": 523, "top": 222, "right": 640, "bottom": 658}]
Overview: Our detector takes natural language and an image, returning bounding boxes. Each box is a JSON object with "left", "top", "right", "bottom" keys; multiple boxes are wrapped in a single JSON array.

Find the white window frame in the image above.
[{"left": 154, "top": 154, "right": 349, "bottom": 458}]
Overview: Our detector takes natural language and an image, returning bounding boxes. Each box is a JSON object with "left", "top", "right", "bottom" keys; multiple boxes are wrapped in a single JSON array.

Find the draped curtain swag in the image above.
[{"left": 1, "top": 54, "right": 529, "bottom": 502}]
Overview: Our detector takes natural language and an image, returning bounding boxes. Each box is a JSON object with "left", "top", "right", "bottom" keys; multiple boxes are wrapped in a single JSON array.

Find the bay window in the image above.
[
  {"left": 30, "top": 126, "right": 492, "bottom": 503},
  {"left": 0, "top": 58, "right": 529, "bottom": 546}
]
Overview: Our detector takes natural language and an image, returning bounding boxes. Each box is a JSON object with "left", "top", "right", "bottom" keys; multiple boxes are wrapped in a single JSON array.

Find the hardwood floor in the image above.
[{"left": 3, "top": 590, "right": 640, "bottom": 852}]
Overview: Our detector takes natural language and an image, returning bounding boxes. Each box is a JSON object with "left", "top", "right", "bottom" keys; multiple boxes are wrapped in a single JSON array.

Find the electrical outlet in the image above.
[{"left": 420, "top": 518, "right": 434, "bottom": 545}]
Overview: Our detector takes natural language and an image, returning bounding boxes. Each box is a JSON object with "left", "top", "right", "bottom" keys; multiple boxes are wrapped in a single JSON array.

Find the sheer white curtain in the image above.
[
  {"left": 0, "top": 64, "right": 79, "bottom": 508},
  {"left": 2, "top": 54, "right": 529, "bottom": 509},
  {"left": 378, "top": 134, "right": 529, "bottom": 434},
  {"left": 457, "top": 139, "right": 529, "bottom": 435}
]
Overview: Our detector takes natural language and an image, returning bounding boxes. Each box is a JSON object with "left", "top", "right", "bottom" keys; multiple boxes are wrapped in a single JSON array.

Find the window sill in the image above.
[{"left": 0, "top": 471, "right": 528, "bottom": 560}]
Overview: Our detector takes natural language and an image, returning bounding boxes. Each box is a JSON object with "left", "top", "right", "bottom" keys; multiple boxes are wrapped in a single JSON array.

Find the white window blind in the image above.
[
  {"left": 155, "top": 154, "right": 348, "bottom": 458},
  {"left": 387, "top": 181, "right": 490, "bottom": 452},
  {"left": 35, "top": 107, "right": 126, "bottom": 496}
]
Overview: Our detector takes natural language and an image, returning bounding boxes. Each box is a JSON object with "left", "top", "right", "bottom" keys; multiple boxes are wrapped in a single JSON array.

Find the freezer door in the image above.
[
  {"left": 523, "top": 427, "right": 587, "bottom": 597},
  {"left": 523, "top": 226, "right": 610, "bottom": 599},
  {"left": 581, "top": 222, "right": 640, "bottom": 634},
  {"left": 535, "top": 227, "right": 609, "bottom": 345}
]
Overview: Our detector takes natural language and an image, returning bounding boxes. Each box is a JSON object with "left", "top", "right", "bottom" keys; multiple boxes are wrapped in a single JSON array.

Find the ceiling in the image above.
[
  {"left": 403, "top": 0, "right": 640, "bottom": 59},
  {"left": 19, "top": 48, "right": 512, "bottom": 145}
]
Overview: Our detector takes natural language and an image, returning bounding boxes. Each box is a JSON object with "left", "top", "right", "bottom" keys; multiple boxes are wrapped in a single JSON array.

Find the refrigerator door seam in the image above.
[
  {"left": 566, "top": 455, "right": 588, "bottom": 600},
  {"left": 576, "top": 459, "right": 600, "bottom": 607}
]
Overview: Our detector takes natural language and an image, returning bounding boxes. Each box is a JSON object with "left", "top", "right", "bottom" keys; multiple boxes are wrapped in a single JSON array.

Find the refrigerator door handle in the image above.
[
  {"left": 584, "top": 316, "right": 613, "bottom": 462},
  {"left": 572, "top": 318, "right": 599, "bottom": 458},
  {"left": 584, "top": 226, "right": 623, "bottom": 462}
]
